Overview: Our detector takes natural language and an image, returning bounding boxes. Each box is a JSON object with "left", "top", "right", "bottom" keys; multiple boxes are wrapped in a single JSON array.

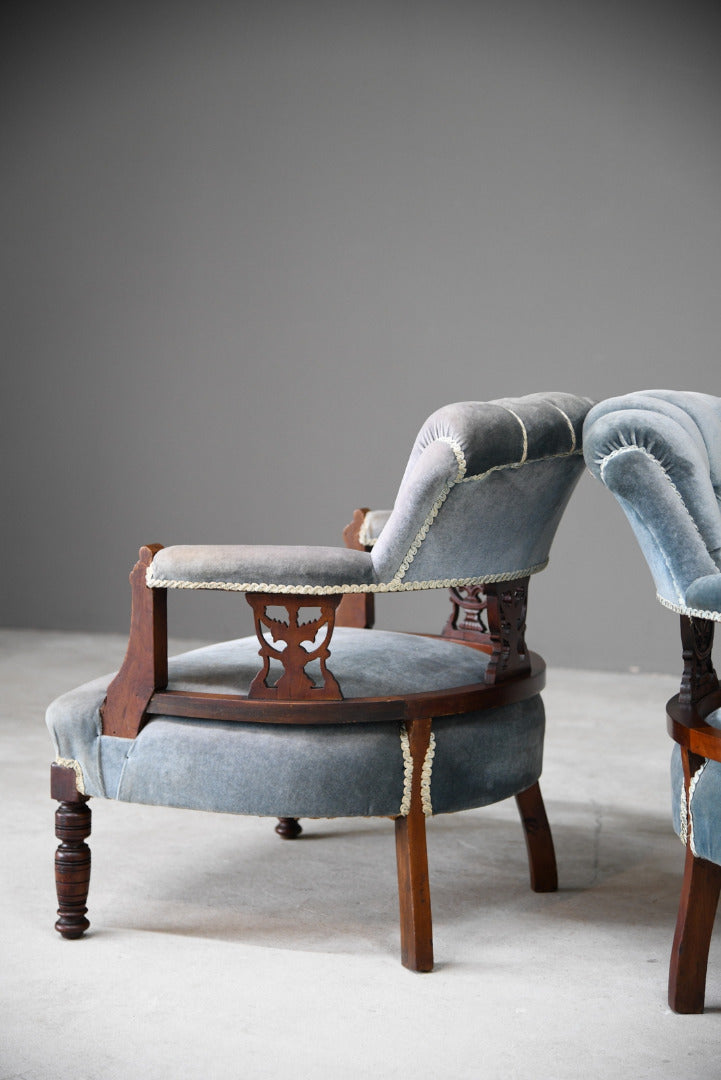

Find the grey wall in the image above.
[{"left": 3, "top": 0, "right": 720, "bottom": 674}]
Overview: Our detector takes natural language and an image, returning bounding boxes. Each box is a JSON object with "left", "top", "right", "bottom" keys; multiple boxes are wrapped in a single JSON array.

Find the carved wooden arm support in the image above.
[
  {"left": 246, "top": 593, "right": 343, "bottom": 701},
  {"left": 336, "top": 507, "right": 375, "bottom": 629}
]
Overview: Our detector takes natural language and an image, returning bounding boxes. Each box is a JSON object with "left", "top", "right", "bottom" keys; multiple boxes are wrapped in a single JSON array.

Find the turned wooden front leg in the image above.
[
  {"left": 54, "top": 799, "right": 92, "bottom": 938},
  {"left": 52, "top": 761, "right": 91, "bottom": 938}
]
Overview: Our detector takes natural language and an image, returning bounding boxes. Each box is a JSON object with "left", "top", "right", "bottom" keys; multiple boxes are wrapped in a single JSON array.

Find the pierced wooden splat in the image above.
[
  {"left": 442, "top": 584, "right": 490, "bottom": 645},
  {"left": 246, "top": 593, "right": 343, "bottom": 701},
  {"left": 483, "top": 577, "right": 531, "bottom": 684},
  {"left": 679, "top": 615, "right": 718, "bottom": 707}
]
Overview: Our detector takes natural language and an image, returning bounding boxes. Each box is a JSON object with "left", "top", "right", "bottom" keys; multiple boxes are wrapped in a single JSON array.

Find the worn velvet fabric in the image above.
[
  {"left": 670, "top": 717, "right": 721, "bottom": 865},
  {"left": 47, "top": 629, "right": 545, "bottom": 818},
  {"left": 583, "top": 391, "right": 721, "bottom": 619},
  {"left": 148, "top": 392, "right": 592, "bottom": 593}
]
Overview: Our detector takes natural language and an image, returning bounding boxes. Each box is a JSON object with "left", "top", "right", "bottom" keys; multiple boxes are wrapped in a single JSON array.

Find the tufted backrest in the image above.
[
  {"left": 370, "top": 392, "right": 593, "bottom": 589},
  {"left": 583, "top": 390, "right": 721, "bottom": 617}
]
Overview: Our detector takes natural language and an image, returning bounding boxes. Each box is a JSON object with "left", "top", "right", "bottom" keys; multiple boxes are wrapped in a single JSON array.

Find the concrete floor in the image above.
[{"left": 2, "top": 628, "right": 720, "bottom": 1080}]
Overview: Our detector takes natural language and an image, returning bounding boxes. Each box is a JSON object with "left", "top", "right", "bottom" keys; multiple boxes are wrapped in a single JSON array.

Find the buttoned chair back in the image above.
[{"left": 584, "top": 389, "right": 721, "bottom": 1013}]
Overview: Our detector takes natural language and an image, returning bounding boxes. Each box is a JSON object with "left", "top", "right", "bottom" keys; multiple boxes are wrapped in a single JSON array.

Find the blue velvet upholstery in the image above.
[
  {"left": 48, "top": 392, "right": 592, "bottom": 824},
  {"left": 47, "top": 630, "right": 545, "bottom": 817},
  {"left": 671, "top": 720, "right": 721, "bottom": 864},
  {"left": 585, "top": 390, "right": 721, "bottom": 1008},
  {"left": 148, "top": 392, "right": 592, "bottom": 594},
  {"left": 583, "top": 391, "right": 721, "bottom": 619}
]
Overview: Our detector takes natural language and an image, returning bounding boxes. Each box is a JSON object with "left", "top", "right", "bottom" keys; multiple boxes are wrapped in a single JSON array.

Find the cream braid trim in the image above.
[
  {"left": 681, "top": 759, "right": 708, "bottom": 855},
  {"left": 420, "top": 732, "right": 436, "bottom": 817},
  {"left": 146, "top": 562, "right": 548, "bottom": 593},
  {"left": 399, "top": 725, "right": 414, "bottom": 817},
  {"left": 598, "top": 442, "right": 710, "bottom": 605},
  {"left": 658, "top": 595, "right": 721, "bottom": 622},
  {"left": 398, "top": 725, "right": 436, "bottom": 817}
]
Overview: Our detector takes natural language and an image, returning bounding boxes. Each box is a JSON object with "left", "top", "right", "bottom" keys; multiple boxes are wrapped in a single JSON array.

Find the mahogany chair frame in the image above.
[
  {"left": 51, "top": 511, "right": 558, "bottom": 972},
  {"left": 665, "top": 614, "right": 721, "bottom": 1013}
]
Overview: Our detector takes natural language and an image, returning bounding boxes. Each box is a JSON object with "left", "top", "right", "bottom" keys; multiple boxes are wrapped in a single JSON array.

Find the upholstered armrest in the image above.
[
  {"left": 584, "top": 391, "right": 721, "bottom": 619},
  {"left": 146, "top": 544, "right": 377, "bottom": 594},
  {"left": 358, "top": 509, "right": 392, "bottom": 547}
]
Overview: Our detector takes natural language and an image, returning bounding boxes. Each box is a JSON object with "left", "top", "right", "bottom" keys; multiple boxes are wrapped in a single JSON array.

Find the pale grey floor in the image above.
[{"left": 2, "top": 629, "right": 720, "bottom": 1080}]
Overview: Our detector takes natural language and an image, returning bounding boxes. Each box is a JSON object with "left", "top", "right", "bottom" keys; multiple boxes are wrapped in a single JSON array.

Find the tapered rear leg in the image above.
[
  {"left": 515, "top": 782, "right": 558, "bottom": 893},
  {"left": 669, "top": 845, "right": 721, "bottom": 1013},
  {"left": 395, "top": 805, "right": 433, "bottom": 972},
  {"left": 395, "top": 717, "right": 434, "bottom": 972}
]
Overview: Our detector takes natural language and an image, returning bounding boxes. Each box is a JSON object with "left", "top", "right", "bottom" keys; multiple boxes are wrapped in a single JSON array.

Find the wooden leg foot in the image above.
[
  {"left": 515, "top": 782, "right": 558, "bottom": 893},
  {"left": 669, "top": 845, "right": 721, "bottom": 1013},
  {"left": 54, "top": 800, "right": 92, "bottom": 938},
  {"left": 275, "top": 817, "right": 302, "bottom": 840},
  {"left": 395, "top": 809, "right": 433, "bottom": 972}
]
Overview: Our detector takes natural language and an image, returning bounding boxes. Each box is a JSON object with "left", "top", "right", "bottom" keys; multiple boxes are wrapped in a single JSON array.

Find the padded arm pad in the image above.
[
  {"left": 583, "top": 391, "right": 721, "bottom": 618},
  {"left": 358, "top": 509, "right": 392, "bottom": 547},
  {"left": 146, "top": 545, "right": 376, "bottom": 594}
]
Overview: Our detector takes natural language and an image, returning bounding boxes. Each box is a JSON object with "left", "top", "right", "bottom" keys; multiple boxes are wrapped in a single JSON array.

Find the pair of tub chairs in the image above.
[{"left": 47, "top": 389, "right": 721, "bottom": 1012}]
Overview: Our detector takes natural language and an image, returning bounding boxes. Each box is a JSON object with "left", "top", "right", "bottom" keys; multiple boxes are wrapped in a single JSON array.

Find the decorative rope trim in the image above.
[
  {"left": 55, "top": 756, "right": 86, "bottom": 795},
  {"left": 399, "top": 724, "right": 413, "bottom": 817},
  {"left": 436, "top": 435, "right": 468, "bottom": 482},
  {"left": 686, "top": 760, "right": 708, "bottom": 856},
  {"left": 146, "top": 561, "right": 549, "bottom": 594},
  {"left": 420, "top": 732, "right": 436, "bottom": 817},
  {"left": 679, "top": 778, "right": 688, "bottom": 846},
  {"left": 457, "top": 447, "right": 584, "bottom": 484},
  {"left": 388, "top": 437, "right": 467, "bottom": 585},
  {"left": 547, "top": 402, "right": 577, "bottom": 453},
  {"left": 658, "top": 594, "right": 721, "bottom": 622},
  {"left": 390, "top": 478, "right": 455, "bottom": 584},
  {"left": 497, "top": 406, "right": 528, "bottom": 464},
  {"left": 598, "top": 443, "right": 710, "bottom": 605}
]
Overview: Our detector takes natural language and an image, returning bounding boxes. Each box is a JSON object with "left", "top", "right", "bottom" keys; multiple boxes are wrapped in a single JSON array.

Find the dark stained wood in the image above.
[
  {"left": 54, "top": 797, "right": 92, "bottom": 939},
  {"left": 483, "top": 578, "right": 532, "bottom": 684},
  {"left": 69, "top": 526, "right": 557, "bottom": 970},
  {"left": 246, "top": 593, "right": 343, "bottom": 700},
  {"left": 679, "top": 615, "right": 718, "bottom": 707},
  {"left": 144, "top": 652, "right": 545, "bottom": 725},
  {"left": 51, "top": 761, "right": 84, "bottom": 803},
  {"left": 666, "top": 686, "right": 721, "bottom": 760},
  {"left": 515, "top": 782, "right": 558, "bottom": 893},
  {"left": 668, "top": 845, "right": 721, "bottom": 1013},
  {"left": 665, "top": 614, "right": 721, "bottom": 1012},
  {"left": 336, "top": 508, "right": 375, "bottom": 629},
  {"left": 275, "top": 817, "right": 303, "bottom": 839},
  {"left": 442, "top": 584, "right": 492, "bottom": 647},
  {"left": 100, "top": 545, "right": 167, "bottom": 738},
  {"left": 395, "top": 716, "right": 434, "bottom": 972}
]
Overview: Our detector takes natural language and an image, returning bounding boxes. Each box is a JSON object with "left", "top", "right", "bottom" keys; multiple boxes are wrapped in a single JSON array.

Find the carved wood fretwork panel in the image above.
[
  {"left": 680, "top": 615, "right": 718, "bottom": 707},
  {"left": 442, "top": 585, "right": 490, "bottom": 643},
  {"left": 246, "top": 593, "right": 343, "bottom": 701},
  {"left": 483, "top": 578, "right": 531, "bottom": 684}
]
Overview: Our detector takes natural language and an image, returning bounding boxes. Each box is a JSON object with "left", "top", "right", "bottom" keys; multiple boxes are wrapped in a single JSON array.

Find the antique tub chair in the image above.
[
  {"left": 48, "top": 392, "right": 592, "bottom": 971},
  {"left": 584, "top": 390, "right": 721, "bottom": 1012}
]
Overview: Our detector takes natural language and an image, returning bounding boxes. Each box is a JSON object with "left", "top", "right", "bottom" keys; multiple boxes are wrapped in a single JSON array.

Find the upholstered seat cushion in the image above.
[
  {"left": 47, "top": 629, "right": 545, "bottom": 819},
  {"left": 671, "top": 713, "right": 721, "bottom": 865}
]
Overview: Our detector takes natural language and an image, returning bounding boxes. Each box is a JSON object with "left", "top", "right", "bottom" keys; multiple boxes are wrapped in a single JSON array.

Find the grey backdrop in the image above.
[{"left": 3, "top": 0, "right": 720, "bottom": 674}]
